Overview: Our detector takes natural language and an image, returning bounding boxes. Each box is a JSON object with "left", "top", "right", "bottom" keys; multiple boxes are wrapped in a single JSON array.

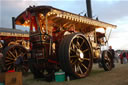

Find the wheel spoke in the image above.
[
  {"left": 70, "top": 47, "right": 76, "bottom": 52},
  {"left": 104, "top": 55, "right": 111, "bottom": 62},
  {"left": 71, "top": 59, "right": 77, "bottom": 65},
  {"left": 5, "top": 60, "right": 11, "bottom": 62},
  {"left": 75, "top": 65, "right": 79, "bottom": 72},
  {"left": 105, "top": 57, "right": 110, "bottom": 61},
  {"left": 74, "top": 44, "right": 79, "bottom": 49},
  {"left": 76, "top": 41, "right": 81, "bottom": 49},
  {"left": 70, "top": 59, "right": 73, "bottom": 64},
  {"left": 6, "top": 61, "right": 14, "bottom": 66},
  {"left": 74, "top": 63, "right": 83, "bottom": 74},
  {"left": 7, "top": 52, "right": 14, "bottom": 59},
  {"left": 78, "top": 64, "right": 83, "bottom": 74},
  {"left": 81, "top": 63, "right": 88, "bottom": 70},
  {"left": 5, "top": 57, "right": 14, "bottom": 60},
  {"left": 70, "top": 55, "right": 77, "bottom": 58},
  {"left": 83, "top": 58, "right": 90, "bottom": 61},
  {"left": 15, "top": 49, "right": 18, "bottom": 57},
  {"left": 8, "top": 51, "right": 16, "bottom": 59},
  {"left": 7, "top": 65, "right": 12, "bottom": 70},
  {"left": 71, "top": 42, "right": 78, "bottom": 52},
  {"left": 80, "top": 39, "right": 85, "bottom": 48},
  {"left": 83, "top": 49, "right": 89, "bottom": 53},
  {"left": 75, "top": 65, "right": 77, "bottom": 72}
]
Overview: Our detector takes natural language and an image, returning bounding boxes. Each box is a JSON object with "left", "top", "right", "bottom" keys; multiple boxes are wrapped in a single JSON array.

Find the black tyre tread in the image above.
[{"left": 59, "top": 33, "right": 79, "bottom": 73}]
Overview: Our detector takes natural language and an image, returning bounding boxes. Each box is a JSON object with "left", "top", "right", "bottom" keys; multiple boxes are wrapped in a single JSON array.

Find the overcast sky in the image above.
[{"left": 0, "top": 0, "right": 128, "bottom": 50}]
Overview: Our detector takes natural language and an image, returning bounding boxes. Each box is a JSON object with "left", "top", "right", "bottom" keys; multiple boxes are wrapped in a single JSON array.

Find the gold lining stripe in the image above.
[{"left": 0, "top": 32, "right": 29, "bottom": 37}]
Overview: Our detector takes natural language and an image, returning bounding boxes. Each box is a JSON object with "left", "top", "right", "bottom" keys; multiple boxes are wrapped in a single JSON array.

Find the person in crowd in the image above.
[
  {"left": 120, "top": 51, "right": 123, "bottom": 64},
  {"left": 15, "top": 54, "right": 24, "bottom": 65},
  {"left": 109, "top": 46, "right": 115, "bottom": 67},
  {"left": 0, "top": 52, "right": 3, "bottom": 72},
  {"left": 120, "top": 51, "right": 128, "bottom": 64},
  {"left": 0, "top": 51, "right": 7, "bottom": 72},
  {"left": 114, "top": 51, "right": 119, "bottom": 63},
  {"left": 126, "top": 52, "right": 128, "bottom": 61}
]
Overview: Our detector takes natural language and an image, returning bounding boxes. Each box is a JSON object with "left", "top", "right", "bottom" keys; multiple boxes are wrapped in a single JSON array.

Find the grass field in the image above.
[{"left": 23, "top": 63, "right": 128, "bottom": 85}]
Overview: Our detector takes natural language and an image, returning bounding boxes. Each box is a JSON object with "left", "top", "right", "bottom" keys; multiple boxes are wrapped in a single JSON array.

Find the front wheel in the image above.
[
  {"left": 101, "top": 50, "right": 113, "bottom": 71},
  {"left": 58, "top": 33, "right": 93, "bottom": 78}
]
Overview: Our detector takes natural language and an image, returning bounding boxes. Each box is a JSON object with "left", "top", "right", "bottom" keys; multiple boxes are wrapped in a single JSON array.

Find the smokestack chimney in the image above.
[
  {"left": 12, "top": 17, "right": 16, "bottom": 29},
  {"left": 86, "top": 0, "right": 92, "bottom": 18},
  {"left": 96, "top": 17, "right": 99, "bottom": 21}
]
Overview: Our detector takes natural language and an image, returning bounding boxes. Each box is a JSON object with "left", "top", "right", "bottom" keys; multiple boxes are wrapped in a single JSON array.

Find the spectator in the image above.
[
  {"left": 120, "top": 51, "right": 123, "bottom": 64},
  {"left": 120, "top": 51, "right": 127, "bottom": 64},
  {"left": 109, "top": 46, "right": 115, "bottom": 67},
  {"left": 15, "top": 53, "right": 24, "bottom": 65},
  {"left": 0, "top": 52, "right": 3, "bottom": 72},
  {"left": 114, "top": 52, "right": 119, "bottom": 63},
  {"left": 0, "top": 52, "right": 6, "bottom": 72},
  {"left": 126, "top": 52, "right": 128, "bottom": 61}
]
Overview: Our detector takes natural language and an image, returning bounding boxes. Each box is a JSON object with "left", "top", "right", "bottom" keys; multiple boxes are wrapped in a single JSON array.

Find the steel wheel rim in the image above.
[
  {"left": 5, "top": 46, "right": 27, "bottom": 70},
  {"left": 69, "top": 35, "right": 92, "bottom": 77}
]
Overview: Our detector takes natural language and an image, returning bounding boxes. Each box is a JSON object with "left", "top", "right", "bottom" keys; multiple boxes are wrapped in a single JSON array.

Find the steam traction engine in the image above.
[
  {"left": 0, "top": 28, "right": 29, "bottom": 72},
  {"left": 15, "top": 6, "right": 116, "bottom": 79}
]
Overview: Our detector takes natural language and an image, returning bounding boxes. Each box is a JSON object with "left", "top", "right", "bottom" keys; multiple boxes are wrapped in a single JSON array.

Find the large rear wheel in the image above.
[{"left": 58, "top": 33, "right": 93, "bottom": 78}]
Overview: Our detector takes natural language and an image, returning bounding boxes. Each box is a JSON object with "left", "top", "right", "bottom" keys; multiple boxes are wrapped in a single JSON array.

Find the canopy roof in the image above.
[{"left": 15, "top": 6, "right": 117, "bottom": 31}]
